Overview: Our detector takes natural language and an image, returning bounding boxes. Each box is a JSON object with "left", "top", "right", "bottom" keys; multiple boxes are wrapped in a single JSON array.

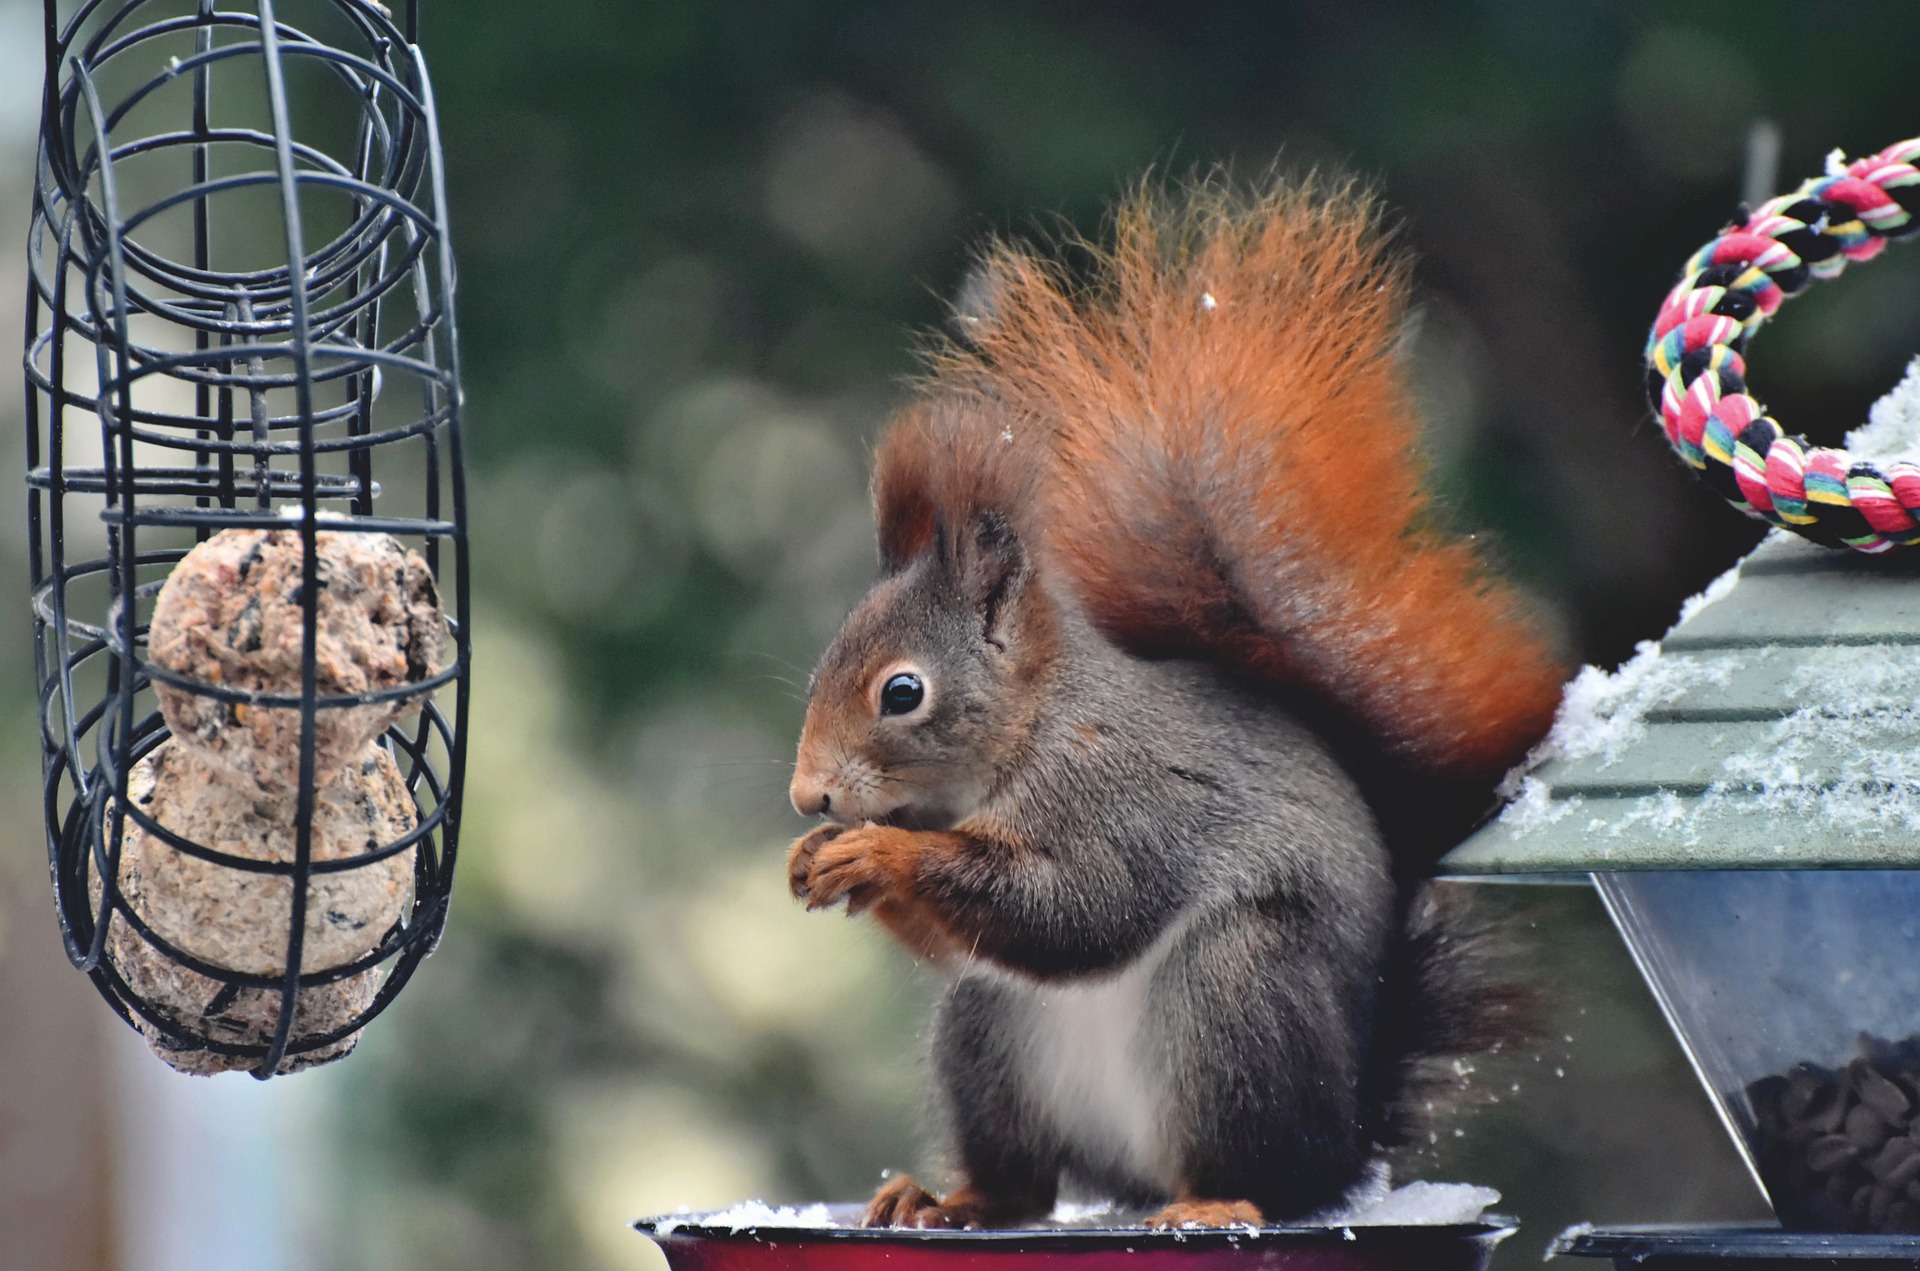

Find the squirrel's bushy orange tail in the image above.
[{"left": 932, "top": 175, "right": 1564, "bottom": 784}]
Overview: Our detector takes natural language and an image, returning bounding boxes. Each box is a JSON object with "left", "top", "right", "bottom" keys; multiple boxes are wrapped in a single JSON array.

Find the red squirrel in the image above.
[{"left": 785, "top": 177, "right": 1566, "bottom": 1230}]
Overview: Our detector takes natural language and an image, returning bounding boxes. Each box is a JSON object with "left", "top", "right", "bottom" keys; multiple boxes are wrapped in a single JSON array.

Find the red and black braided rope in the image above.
[{"left": 1647, "top": 136, "right": 1920, "bottom": 552}]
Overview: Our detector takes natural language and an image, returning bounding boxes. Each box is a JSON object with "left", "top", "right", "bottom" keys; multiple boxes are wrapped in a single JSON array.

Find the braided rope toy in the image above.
[{"left": 1647, "top": 136, "right": 1920, "bottom": 552}]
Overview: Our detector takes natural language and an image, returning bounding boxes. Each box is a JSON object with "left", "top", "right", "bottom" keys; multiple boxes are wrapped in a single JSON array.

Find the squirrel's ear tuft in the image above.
[
  {"left": 873, "top": 397, "right": 1033, "bottom": 577},
  {"left": 873, "top": 407, "right": 940, "bottom": 574},
  {"left": 952, "top": 509, "right": 1029, "bottom": 647}
]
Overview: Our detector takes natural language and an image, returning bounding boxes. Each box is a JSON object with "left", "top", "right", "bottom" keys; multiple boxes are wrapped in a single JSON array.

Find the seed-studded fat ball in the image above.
[
  {"left": 147, "top": 528, "right": 445, "bottom": 797},
  {"left": 99, "top": 739, "right": 418, "bottom": 1075}
]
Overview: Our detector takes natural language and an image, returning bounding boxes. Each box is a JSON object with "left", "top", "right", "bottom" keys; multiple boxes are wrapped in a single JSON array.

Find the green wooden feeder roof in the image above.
[{"left": 1440, "top": 530, "right": 1920, "bottom": 877}]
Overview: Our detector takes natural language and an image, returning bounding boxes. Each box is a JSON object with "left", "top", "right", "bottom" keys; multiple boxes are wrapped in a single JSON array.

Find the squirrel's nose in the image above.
[{"left": 790, "top": 772, "right": 831, "bottom": 818}]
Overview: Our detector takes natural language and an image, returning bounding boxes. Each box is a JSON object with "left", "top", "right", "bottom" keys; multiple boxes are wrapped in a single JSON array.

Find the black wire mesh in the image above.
[{"left": 25, "top": 0, "right": 469, "bottom": 1076}]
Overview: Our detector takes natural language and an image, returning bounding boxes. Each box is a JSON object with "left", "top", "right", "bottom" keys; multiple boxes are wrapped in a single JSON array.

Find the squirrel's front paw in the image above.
[
  {"left": 802, "top": 825, "right": 906, "bottom": 917},
  {"left": 786, "top": 824, "right": 847, "bottom": 903}
]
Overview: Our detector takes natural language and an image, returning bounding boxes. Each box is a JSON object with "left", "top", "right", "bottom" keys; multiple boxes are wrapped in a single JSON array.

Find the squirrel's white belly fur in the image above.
[{"left": 976, "top": 911, "right": 1194, "bottom": 1193}]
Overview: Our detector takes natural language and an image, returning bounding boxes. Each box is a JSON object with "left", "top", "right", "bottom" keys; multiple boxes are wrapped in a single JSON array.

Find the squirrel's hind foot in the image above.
[
  {"left": 862, "top": 1175, "right": 1047, "bottom": 1230},
  {"left": 1145, "top": 1199, "right": 1264, "bottom": 1230},
  {"left": 862, "top": 1175, "right": 971, "bottom": 1229}
]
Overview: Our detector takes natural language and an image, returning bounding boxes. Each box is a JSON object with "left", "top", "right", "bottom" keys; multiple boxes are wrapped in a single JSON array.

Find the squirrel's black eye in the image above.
[{"left": 880, "top": 672, "right": 925, "bottom": 717}]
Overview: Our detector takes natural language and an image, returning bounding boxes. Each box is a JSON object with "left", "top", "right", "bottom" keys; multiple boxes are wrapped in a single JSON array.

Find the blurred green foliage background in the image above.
[{"left": 4, "top": 2, "right": 1920, "bottom": 1269}]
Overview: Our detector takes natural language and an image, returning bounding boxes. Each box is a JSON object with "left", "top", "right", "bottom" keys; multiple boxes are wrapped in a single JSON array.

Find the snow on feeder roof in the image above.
[{"left": 1442, "top": 361, "right": 1920, "bottom": 877}]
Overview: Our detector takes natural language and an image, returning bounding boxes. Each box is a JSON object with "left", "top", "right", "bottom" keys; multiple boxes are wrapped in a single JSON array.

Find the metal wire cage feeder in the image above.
[{"left": 25, "top": 0, "right": 468, "bottom": 1076}]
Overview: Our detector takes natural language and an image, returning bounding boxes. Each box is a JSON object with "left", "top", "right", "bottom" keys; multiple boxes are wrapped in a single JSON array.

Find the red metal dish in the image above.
[{"left": 635, "top": 1211, "right": 1514, "bottom": 1270}]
